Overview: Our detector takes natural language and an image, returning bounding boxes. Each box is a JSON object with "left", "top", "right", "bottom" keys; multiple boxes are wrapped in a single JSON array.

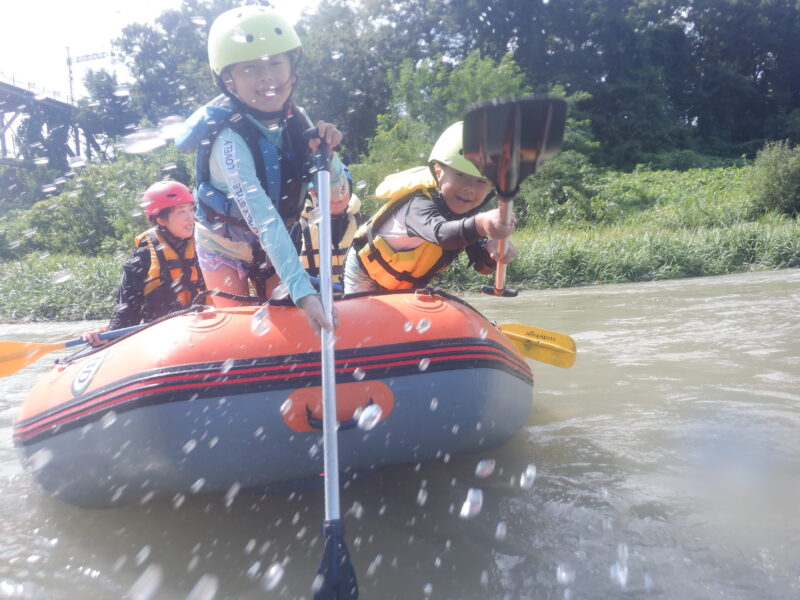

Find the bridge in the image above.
[{"left": 0, "top": 72, "right": 101, "bottom": 168}]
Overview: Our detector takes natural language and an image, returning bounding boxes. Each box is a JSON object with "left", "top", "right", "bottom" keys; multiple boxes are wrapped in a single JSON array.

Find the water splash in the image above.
[
  {"left": 128, "top": 564, "right": 162, "bottom": 600},
  {"left": 416, "top": 318, "right": 431, "bottom": 334},
  {"left": 475, "top": 459, "right": 496, "bottom": 478},
  {"left": 52, "top": 269, "right": 73, "bottom": 284},
  {"left": 121, "top": 129, "right": 166, "bottom": 154},
  {"left": 519, "top": 464, "right": 537, "bottom": 489},
  {"left": 186, "top": 574, "right": 218, "bottom": 600},
  {"left": 26, "top": 448, "right": 53, "bottom": 472},
  {"left": 353, "top": 367, "right": 366, "bottom": 380},
  {"left": 250, "top": 306, "right": 271, "bottom": 336},
  {"left": 357, "top": 403, "right": 383, "bottom": 430},
  {"left": 263, "top": 563, "right": 284, "bottom": 591},
  {"left": 459, "top": 488, "right": 483, "bottom": 519}
]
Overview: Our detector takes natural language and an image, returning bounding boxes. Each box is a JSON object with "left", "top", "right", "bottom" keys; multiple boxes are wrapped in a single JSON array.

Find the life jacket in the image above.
[
  {"left": 134, "top": 228, "right": 204, "bottom": 321},
  {"left": 353, "top": 167, "right": 460, "bottom": 290},
  {"left": 176, "top": 96, "right": 313, "bottom": 245},
  {"left": 300, "top": 194, "right": 361, "bottom": 284}
]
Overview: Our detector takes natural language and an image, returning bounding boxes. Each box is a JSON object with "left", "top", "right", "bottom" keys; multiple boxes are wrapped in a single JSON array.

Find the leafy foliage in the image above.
[{"left": 746, "top": 141, "right": 800, "bottom": 217}]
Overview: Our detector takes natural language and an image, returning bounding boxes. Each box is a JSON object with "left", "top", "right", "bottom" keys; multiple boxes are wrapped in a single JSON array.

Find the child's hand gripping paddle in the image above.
[{"left": 463, "top": 96, "right": 567, "bottom": 297}]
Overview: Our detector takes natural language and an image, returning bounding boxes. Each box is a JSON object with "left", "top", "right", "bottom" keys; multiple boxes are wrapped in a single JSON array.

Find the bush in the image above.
[{"left": 746, "top": 140, "right": 800, "bottom": 216}]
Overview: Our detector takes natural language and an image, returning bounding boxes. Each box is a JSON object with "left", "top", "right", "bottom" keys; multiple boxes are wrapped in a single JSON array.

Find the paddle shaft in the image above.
[
  {"left": 493, "top": 197, "right": 513, "bottom": 292},
  {"left": 312, "top": 138, "right": 342, "bottom": 523}
]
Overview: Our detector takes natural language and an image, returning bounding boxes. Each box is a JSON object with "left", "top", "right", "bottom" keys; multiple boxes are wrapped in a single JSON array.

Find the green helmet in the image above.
[
  {"left": 208, "top": 6, "right": 302, "bottom": 76},
  {"left": 428, "top": 121, "right": 482, "bottom": 178}
]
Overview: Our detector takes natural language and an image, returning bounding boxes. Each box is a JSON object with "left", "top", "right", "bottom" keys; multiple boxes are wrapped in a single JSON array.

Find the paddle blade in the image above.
[
  {"left": 0, "top": 340, "right": 65, "bottom": 377},
  {"left": 314, "top": 520, "right": 358, "bottom": 599},
  {"left": 499, "top": 323, "right": 577, "bottom": 368},
  {"left": 463, "top": 96, "right": 567, "bottom": 197}
]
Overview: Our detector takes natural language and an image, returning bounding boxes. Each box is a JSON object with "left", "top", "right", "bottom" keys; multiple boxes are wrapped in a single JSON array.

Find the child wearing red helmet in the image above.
[{"left": 83, "top": 181, "right": 205, "bottom": 346}]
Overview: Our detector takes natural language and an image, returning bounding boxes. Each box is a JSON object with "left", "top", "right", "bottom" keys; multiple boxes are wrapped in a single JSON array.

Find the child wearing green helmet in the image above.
[
  {"left": 343, "top": 121, "right": 517, "bottom": 293},
  {"left": 177, "top": 6, "right": 348, "bottom": 335}
]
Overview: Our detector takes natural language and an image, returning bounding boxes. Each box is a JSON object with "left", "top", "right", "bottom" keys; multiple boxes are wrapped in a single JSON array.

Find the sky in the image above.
[{"left": 0, "top": 0, "right": 317, "bottom": 103}]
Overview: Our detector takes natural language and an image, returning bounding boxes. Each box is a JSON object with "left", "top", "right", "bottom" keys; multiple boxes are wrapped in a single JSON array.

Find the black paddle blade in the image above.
[
  {"left": 314, "top": 520, "right": 359, "bottom": 599},
  {"left": 463, "top": 96, "right": 567, "bottom": 198}
]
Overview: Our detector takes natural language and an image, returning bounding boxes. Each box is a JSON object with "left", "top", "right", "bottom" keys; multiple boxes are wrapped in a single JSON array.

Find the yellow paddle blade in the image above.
[
  {"left": 0, "top": 340, "right": 66, "bottom": 377},
  {"left": 499, "top": 323, "right": 577, "bottom": 368}
]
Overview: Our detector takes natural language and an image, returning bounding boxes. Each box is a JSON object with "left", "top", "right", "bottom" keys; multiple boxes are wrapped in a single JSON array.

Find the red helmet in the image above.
[{"left": 141, "top": 181, "right": 194, "bottom": 217}]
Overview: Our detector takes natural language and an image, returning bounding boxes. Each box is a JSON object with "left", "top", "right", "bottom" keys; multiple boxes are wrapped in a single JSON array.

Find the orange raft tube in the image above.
[{"left": 14, "top": 290, "right": 533, "bottom": 508}]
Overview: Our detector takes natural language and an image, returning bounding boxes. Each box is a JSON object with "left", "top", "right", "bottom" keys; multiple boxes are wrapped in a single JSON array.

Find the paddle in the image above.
[
  {"left": 463, "top": 96, "right": 567, "bottom": 297},
  {"left": 499, "top": 323, "right": 576, "bottom": 368},
  {"left": 303, "top": 128, "right": 358, "bottom": 599},
  {"left": 0, "top": 324, "right": 144, "bottom": 378}
]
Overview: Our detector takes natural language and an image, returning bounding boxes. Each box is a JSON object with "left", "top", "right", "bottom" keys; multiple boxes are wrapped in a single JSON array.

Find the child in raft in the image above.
[
  {"left": 83, "top": 181, "right": 205, "bottom": 346},
  {"left": 176, "top": 6, "right": 347, "bottom": 334},
  {"left": 298, "top": 165, "right": 367, "bottom": 287},
  {"left": 343, "top": 121, "right": 516, "bottom": 293}
]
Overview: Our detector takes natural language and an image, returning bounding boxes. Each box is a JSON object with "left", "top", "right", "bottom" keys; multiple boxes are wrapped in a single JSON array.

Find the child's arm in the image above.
[
  {"left": 405, "top": 197, "right": 485, "bottom": 250},
  {"left": 209, "top": 128, "right": 316, "bottom": 305}
]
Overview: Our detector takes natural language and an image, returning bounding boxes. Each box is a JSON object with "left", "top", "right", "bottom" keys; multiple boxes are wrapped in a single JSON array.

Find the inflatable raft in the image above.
[{"left": 14, "top": 290, "right": 533, "bottom": 508}]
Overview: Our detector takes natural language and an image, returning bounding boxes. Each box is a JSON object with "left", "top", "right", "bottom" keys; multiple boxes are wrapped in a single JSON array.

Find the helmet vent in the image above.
[
  {"left": 246, "top": 34, "right": 254, "bottom": 42},
  {"left": 275, "top": 27, "right": 283, "bottom": 35}
]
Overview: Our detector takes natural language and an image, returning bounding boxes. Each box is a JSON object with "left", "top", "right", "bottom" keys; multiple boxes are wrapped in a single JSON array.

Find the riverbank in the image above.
[{"left": 1, "top": 215, "right": 798, "bottom": 321}]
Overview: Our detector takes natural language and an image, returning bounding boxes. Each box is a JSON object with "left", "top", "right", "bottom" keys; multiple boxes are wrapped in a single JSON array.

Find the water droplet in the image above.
[
  {"left": 609, "top": 561, "right": 628, "bottom": 588},
  {"left": 135, "top": 545, "right": 151, "bottom": 566},
  {"left": 246, "top": 561, "right": 261, "bottom": 579},
  {"left": 271, "top": 284, "right": 289, "bottom": 301},
  {"left": 225, "top": 482, "right": 241, "bottom": 508},
  {"left": 220, "top": 358, "right": 235, "bottom": 374},
  {"left": 250, "top": 306, "right": 271, "bottom": 336},
  {"left": 113, "top": 84, "right": 131, "bottom": 98},
  {"left": 331, "top": 50, "right": 342, "bottom": 60},
  {"left": 34, "top": 157, "right": 49, "bottom": 166},
  {"left": 27, "top": 448, "right": 53, "bottom": 472},
  {"left": 191, "top": 16, "right": 207, "bottom": 26},
  {"left": 190, "top": 478, "right": 205, "bottom": 493},
  {"left": 423, "top": 582, "right": 433, "bottom": 596},
  {"left": 357, "top": 404, "right": 383, "bottom": 430},
  {"left": 348, "top": 501, "right": 365, "bottom": 519},
  {"left": 475, "top": 459, "right": 496, "bottom": 478},
  {"left": 128, "top": 564, "right": 162, "bottom": 600},
  {"left": 311, "top": 574, "right": 325, "bottom": 593},
  {"left": 52, "top": 269, "right": 73, "bottom": 284},
  {"left": 403, "top": 321, "right": 413, "bottom": 332},
  {"left": 366, "top": 554, "right": 382, "bottom": 576},
  {"left": 459, "top": 488, "right": 483, "bottom": 519},
  {"left": 494, "top": 521, "right": 507, "bottom": 540},
  {"left": 308, "top": 443, "right": 319, "bottom": 458},
  {"left": 617, "top": 543, "right": 629, "bottom": 564},
  {"left": 418, "top": 358, "right": 430, "bottom": 371},
  {"left": 100, "top": 411, "right": 117, "bottom": 429},
  {"left": 182, "top": 439, "right": 197, "bottom": 454},
  {"left": 280, "top": 398, "right": 293, "bottom": 415},
  {"left": 263, "top": 563, "right": 284, "bottom": 591},
  {"left": 121, "top": 129, "right": 166, "bottom": 154},
  {"left": 429, "top": 397, "right": 438, "bottom": 411},
  {"left": 416, "top": 488, "right": 428, "bottom": 506},
  {"left": 557, "top": 563, "right": 575, "bottom": 585},
  {"left": 353, "top": 367, "right": 366, "bottom": 380},
  {"left": 479, "top": 327, "right": 489, "bottom": 339},
  {"left": 416, "top": 318, "right": 431, "bottom": 333},
  {"left": 308, "top": 207, "right": 322, "bottom": 225},
  {"left": 519, "top": 464, "right": 537, "bottom": 489},
  {"left": 158, "top": 115, "right": 185, "bottom": 140},
  {"left": 173, "top": 494, "right": 186, "bottom": 509},
  {"left": 356, "top": 180, "right": 367, "bottom": 190},
  {"left": 68, "top": 157, "right": 86, "bottom": 169},
  {"left": 187, "top": 574, "right": 218, "bottom": 600}
]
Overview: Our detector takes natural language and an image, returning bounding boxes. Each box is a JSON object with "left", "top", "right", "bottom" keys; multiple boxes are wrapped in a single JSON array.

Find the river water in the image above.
[{"left": 1, "top": 269, "right": 798, "bottom": 599}]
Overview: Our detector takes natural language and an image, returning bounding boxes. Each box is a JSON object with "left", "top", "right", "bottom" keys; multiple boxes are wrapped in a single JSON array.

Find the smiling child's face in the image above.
[
  {"left": 224, "top": 52, "right": 294, "bottom": 115},
  {"left": 434, "top": 162, "right": 493, "bottom": 215}
]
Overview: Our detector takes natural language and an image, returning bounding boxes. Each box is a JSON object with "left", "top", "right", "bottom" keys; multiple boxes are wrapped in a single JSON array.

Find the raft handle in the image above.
[{"left": 305, "top": 398, "right": 375, "bottom": 431}]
